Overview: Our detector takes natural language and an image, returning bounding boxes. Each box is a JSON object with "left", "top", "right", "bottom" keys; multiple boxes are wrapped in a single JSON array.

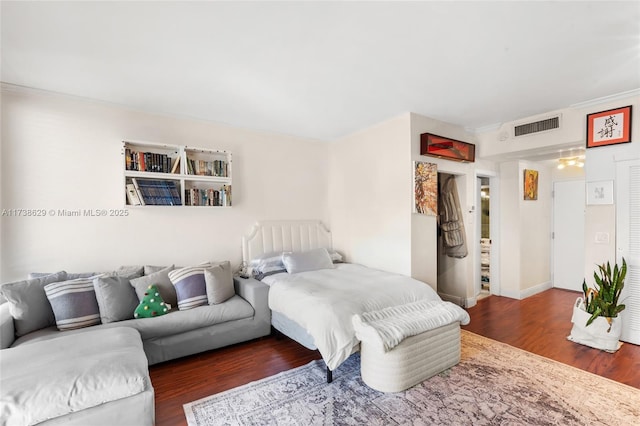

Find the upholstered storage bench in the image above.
[
  {"left": 359, "top": 322, "right": 461, "bottom": 393},
  {"left": 0, "top": 327, "right": 154, "bottom": 426}
]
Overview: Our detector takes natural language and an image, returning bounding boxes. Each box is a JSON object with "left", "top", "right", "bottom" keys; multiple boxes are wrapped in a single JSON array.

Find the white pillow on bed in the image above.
[
  {"left": 282, "top": 248, "right": 335, "bottom": 274},
  {"left": 250, "top": 252, "right": 287, "bottom": 279}
]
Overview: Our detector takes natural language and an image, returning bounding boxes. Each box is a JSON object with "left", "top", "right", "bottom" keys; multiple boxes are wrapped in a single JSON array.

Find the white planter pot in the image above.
[{"left": 567, "top": 297, "right": 622, "bottom": 352}]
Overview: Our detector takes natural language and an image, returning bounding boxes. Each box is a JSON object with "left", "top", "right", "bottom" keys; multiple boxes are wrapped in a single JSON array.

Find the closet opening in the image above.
[
  {"left": 478, "top": 177, "right": 491, "bottom": 300},
  {"left": 437, "top": 172, "right": 468, "bottom": 307}
]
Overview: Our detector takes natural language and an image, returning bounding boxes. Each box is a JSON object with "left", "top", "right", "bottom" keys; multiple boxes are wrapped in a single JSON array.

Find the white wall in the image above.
[
  {"left": 328, "top": 113, "right": 412, "bottom": 275},
  {"left": 479, "top": 108, "right": 584, "bottom": 159},
  {"left": 0, "top": 86, "right": 329, "bottom": 281},
  {"left": 498, "top": 160, "right": 552, "bottom": 299},
  {"left": 582, "top": 97, "right": 640, "bottom": 280},
  {"left": 478, "top": 92, "right": 639, "bottom": 299},
  {"left": 519, "top": 161, "right": 552, "bottom": 291},
  {"left": 328, "top": 112, "right": 496, "bottom": 300}
]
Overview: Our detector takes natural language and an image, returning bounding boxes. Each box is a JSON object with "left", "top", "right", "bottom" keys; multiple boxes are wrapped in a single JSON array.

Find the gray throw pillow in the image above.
[
  {"left": 93, "top": 275, "right": 140, "bottom": 323},
  {"left": 143, "top": 265, "right": 168, "bottom": 275},
  {"left": 112, "top": 265, "right": 144, "bottom": 280},
  {"left": 282, "top": 248, "right": 335, "bottom": 274},
  {"left": 130, "top": 265, "right": 176, "bottom": 308},
  {"left": 29, "top": 272, "right": 99, "bottom": 280},
  {"left": 0, "top": 271, "right": 68, "bottom": 336},
  {"left": 204, "top": 261, "right": 235, "bottom": 304}
]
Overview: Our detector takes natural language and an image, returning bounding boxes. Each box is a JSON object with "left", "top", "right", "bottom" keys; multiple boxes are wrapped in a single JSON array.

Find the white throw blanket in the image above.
[
  {"left": 352, "top": 299, "right": 470, "bottom": 352},
  {"left": 266, "top": 264, "right": 442, "bottom": 370}
]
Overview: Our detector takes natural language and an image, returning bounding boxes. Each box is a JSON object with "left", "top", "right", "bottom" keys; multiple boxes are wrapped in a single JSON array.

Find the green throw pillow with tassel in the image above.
[{"left": 134, "top": 284, "right": 169, "bottom": 318}]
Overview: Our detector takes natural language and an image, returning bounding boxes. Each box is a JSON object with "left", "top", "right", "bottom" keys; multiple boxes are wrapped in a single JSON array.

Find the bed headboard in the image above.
[{"left": 242, "top": 220, "right": 332, "bottom": 263}]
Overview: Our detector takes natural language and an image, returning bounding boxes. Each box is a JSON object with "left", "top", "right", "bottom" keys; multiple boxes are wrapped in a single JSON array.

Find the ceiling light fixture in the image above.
[{"left": 557, "top": 156, "right": 585, "bottom": 169}]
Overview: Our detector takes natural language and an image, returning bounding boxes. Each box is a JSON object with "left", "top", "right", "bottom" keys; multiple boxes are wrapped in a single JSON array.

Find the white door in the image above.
[
  {"left": 553, "top": 180, "right": 585, "bottom": 291},
  {"left": 617, "top": 159, "right": 640, "bottom": 345}
]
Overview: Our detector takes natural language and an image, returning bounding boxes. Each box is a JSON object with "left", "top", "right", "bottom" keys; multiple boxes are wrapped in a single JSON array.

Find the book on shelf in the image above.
[
  {"left": 130, "top": 178, "right": 146, "bottom": 206},
  {"left": 125, "top": 147, "right": 174, "bottom": 173},
  {"left": 186, "top": 157, "right": 228, "bottom": 177},
  {"left": 170, "top": 156, "right": 181, "bottom": 174},
  {"left": 133, "top": 179, "right": 182, "bottom": 206},
  {"left": 184, "top": 185, "right": 232, "bottom": 207},
  {"left": 125, "top": 183, "right": 142, "bottom": 206}
]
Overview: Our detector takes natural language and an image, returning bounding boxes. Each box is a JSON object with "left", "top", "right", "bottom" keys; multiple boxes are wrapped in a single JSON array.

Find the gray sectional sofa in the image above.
[{"left": 0, "top": 267, "right": 270, "bottom": 425}]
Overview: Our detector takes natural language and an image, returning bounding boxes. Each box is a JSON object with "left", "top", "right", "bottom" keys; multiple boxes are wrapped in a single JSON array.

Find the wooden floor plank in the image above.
[{"left": 150, "top": 289, "right": 640, "bottom": 426}]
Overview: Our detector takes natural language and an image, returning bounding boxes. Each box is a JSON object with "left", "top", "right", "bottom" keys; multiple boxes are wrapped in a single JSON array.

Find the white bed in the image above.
[{"left": 242, "top": 220, "right": 465, "bottom": 381}]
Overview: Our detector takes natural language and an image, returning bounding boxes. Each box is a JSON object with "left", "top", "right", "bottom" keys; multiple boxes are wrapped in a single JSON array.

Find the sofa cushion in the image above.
[
  {"left": 131, "top": 265, "right": 176, "bottom": 308},
  {"left": 44, "top": 277, "right": 101, "bottom": 330},
  {"left": 120, "top": 295, "right": 255, "bottom": 339},
  {"left": 168, "top": 265, "right": 210, "bottom": 310},
  {"left": 0, "top": 271, "right": 68, "bottom": 336},
  {"left": 205, "top": 261, "right": 235, "bottom": 304},
  {"left": 28, "top": 271, "right": 98, "bottom": 280},
  {"left": 11, "top": 295, "right": 255, "bottom": 345},
  {"left": 94, "top": 275, "right": 139, "bottom": 323},
  {"left": 0, "top": 327, "right": 148, "bottom": 426},
  {"left": 134, "top": 284, "right": 170, "bottom": 318}
]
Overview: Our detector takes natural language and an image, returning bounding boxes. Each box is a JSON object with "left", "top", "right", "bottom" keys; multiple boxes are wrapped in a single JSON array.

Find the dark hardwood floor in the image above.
[
  {"left": 462, "top": 288, "right": 640, "bottom": 389},
  {"left": 149, "top": 288, "right": 640, "bottom": 425}
]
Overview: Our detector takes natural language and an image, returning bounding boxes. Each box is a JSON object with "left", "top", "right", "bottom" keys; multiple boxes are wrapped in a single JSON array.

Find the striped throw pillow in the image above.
[
  {"left": 168, "top": 265, "right": 210, "bottom": 310},
  {"left": 44, "top": 277, "right": 101, "bottom": 330}
]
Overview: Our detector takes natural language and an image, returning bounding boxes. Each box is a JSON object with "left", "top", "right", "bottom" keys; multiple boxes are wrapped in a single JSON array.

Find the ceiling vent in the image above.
[{"left": 514, "top": 115, "right": 560, "bottom": 137}]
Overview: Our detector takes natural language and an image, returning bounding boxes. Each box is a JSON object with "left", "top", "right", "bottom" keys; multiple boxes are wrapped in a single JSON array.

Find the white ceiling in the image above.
[{"left": 2, "top": 1, "right": 639, "bottom": 141}]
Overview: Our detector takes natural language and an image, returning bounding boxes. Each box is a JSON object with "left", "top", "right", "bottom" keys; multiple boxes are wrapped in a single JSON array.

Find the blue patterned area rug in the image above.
[{"left": 184, "top": 330, "right": 639, "bottom": 425}]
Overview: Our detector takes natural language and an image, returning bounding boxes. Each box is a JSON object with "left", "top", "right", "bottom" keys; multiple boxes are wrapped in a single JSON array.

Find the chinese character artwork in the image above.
[{"left": 587, "top": 105, "right": 632, "bottom": 148}]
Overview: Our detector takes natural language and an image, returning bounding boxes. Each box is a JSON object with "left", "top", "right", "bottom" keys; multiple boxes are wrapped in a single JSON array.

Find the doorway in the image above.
[
  {"left": 479, "top": 177, "right": 491, "bottom": 298},
  {"left": 552, "top": 179, "right": 585, "bottom": 291}
]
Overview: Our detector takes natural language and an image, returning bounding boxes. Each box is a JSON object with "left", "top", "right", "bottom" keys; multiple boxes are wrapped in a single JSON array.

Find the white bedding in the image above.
[{"left": 265, "top": 263, "right": 442, "bottom": 370}]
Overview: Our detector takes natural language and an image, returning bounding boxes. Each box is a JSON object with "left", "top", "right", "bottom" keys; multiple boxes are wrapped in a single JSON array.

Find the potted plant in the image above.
[{"left": 567, "top": 258, "right": 626, "bottom": 352}]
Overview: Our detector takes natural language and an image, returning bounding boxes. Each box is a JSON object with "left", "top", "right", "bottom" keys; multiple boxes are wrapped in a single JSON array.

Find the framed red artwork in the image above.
[
  {"left": 586, "top": 105, "right": 632, "bottom": 148},
  {"left": 420, "top": 133, "right": 475, "bottom": 163}
]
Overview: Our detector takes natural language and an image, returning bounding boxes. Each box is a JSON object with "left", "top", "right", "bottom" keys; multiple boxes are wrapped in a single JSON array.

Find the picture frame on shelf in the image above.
[
  {"left": 420, "top": 133, "right": 475, "bottom": 163},
  {"left": 586, "top": 105, "right": 632, "bottom": 149}
]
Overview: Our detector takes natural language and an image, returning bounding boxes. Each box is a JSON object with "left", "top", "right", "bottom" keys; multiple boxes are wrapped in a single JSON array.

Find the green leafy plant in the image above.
[{"left": 582, "top": 257, "right": 627, "bottom": 330}]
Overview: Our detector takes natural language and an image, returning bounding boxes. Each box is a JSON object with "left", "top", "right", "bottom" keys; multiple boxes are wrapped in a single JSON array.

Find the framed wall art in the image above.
[
  {"left": 586, "top": 105, "right": 632, "bottom": 148},
  {"left": 523, "top": 169, "right": 538, "bottom": 200},
  {"left": 586, "top": 180, "right": 614, "bottom": 205},
  {"left": 420, "top": 133, "right": 475, "bottom": 163},
  {"left": 413, "top": 161, "right": 437, "bottom": 215}
]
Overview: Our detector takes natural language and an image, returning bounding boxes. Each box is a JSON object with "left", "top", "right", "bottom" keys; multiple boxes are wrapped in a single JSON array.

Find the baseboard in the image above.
[
  {"left": 465, "top": 295, "right": 477, "bottom": 308},
  {"left": 500, "top": 281, "right": 553, "bottom": 300},
  {"left": 438, "top": 292, "right": 466, "bottom": 308},
  {"left": 521, "top": 281, "right": 553, "bottom": 299}
]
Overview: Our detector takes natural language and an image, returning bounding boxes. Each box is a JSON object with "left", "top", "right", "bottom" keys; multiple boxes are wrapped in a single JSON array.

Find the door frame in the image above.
[{"left": 475, "top": 170, "right": 500, "bottom": 299}]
